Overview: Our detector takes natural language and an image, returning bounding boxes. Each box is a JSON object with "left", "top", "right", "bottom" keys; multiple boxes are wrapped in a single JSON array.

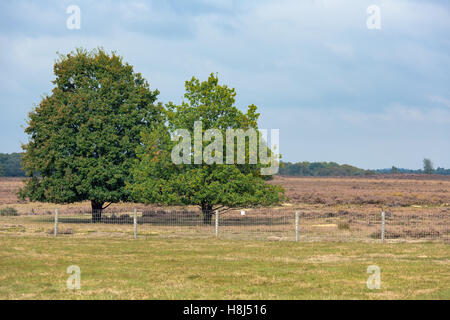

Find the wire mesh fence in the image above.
[
  {"left": 0, "top": 208, "right": 448, "bottom": 242},
  {"left": 218, "top": 210, "right": 295, "bottom": 241}
]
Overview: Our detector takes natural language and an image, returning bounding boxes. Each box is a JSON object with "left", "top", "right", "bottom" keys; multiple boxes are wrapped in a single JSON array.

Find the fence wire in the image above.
[{"left": 0, "top": 208, "right": 448, "bottom": 242}]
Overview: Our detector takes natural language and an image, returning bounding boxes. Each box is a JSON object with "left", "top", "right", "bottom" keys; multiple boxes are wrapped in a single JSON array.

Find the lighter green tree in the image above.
[{"left": 128, "top": 74, "right": 285, "bottom": 224}]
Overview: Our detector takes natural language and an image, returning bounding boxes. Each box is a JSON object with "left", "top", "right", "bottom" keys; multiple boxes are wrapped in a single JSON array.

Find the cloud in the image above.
[
  {"left": 259, "top": 104, "right": 450, "bottom": 169},
  {"left": 323, "top": 42, "right": 355, "bottom": 58},
  {"left": 430, "top": 96, "right": 450, "bottom": 109},
  {"left": 0, "top": 0, "right": 449, "bottom": 168}
]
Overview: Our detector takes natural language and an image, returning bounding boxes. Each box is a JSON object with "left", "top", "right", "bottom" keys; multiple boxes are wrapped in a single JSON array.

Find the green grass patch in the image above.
[
  {"left": 0, "top": 207, "right": 18, "bottom": 216},
  {"left": 0, "top": 235, "right": 448, "bottom": 299}
]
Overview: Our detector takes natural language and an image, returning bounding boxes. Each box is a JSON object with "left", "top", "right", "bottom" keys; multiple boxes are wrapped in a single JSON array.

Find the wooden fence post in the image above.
[
  {"left": 215, "top": 210, "right": 219, "bottom": 238},
  {"left": 54, "top": 209, "right": 58, "bottom": 237}
]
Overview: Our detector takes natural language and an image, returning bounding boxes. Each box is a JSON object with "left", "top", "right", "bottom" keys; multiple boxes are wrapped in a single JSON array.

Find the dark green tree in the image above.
[
  {"left": 20, "top": 48, "right": 163, "bottom": 221},
  {"left": 278, "top": 161, "right": 370, "bottom": 176},
  {"left": 128, "top": 74, "right": 285, "bottom": 224},
  {"left": 0, "top": 153, "right": 25, "bottom": 177},
  {"left": 423, "top": 158, "right": 434, "bottom": 174}
]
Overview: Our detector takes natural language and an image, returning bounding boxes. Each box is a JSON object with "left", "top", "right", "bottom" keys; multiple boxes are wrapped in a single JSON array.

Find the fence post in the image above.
[
  {"left": 215, "top": 210, "right": 219, "bottom": 238},
  {"left": 295, "top": 211, "right": 299, "bottom": 242},
  {"left": 54, "top": 209, "right": 58, "bottom": 237},
  {"left": 381, "top": 211, "right": 385, "bottom": 243},
  {"left": 133, "top": 209, "right": 137, "bottom": 239}
]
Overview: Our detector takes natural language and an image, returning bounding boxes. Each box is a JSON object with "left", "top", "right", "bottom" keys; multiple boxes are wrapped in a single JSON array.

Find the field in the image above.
[
  {"left": 2, "top": 175, "right": 449, "bottom": 211},
  {"left": 0, "top": 175, "right": 449, "bottom": 299},
  {"left": 270, "top": 174, "right": 450, "bottom": 206},
  {"left": 1, "top": 236, "right": 449, "bottom": 299}
]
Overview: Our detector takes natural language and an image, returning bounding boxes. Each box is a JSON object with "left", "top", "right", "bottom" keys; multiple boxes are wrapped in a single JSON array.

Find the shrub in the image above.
[
  {"left": 0, "top": 207, "right": 18, "bottom": 216},
  {"left": 338, "top": 221, "right": 350, "bottom": 230},
  {"left": 370, "top": 231, "right": 402, "bottom": 239},
  {"left": 48, "top": 228, "right": 73, "bottom": 235}
]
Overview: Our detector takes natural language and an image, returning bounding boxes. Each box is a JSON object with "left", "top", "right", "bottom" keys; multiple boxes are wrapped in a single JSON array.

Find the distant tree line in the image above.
[
  {"left": 278, "top": 159, "right": 450, "bottom": 177},
  {"left": 0, "top": 153, "right": 25, "bottom": 177},
  {"left": 376, "top": 167, "right": 450, "bottom": 175},
  {"left": 434, "top": 167, "right": 450, "bottom": 175},
  {"left": 1, "top": 153, "right": 449, "bottom": 177},
  {"left": 278, "top": 161, "right": 373, "bottom": 176},
  {"left": 377, "top": 159, "right": 450, "bottom": 175}
]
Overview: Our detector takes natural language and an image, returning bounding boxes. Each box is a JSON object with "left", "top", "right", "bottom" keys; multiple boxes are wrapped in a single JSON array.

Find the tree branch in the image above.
[
  {"left": 102, "top": 202, "right": 112, "bottom": 210},
  {"left": 215, "top": 206, "right": 247, "bottom": 215}
]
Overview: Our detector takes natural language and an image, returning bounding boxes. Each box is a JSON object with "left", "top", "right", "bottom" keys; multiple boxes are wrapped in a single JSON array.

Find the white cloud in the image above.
[
  {"left": 323, "top": 42, "right": 354, "bottom": 58},
  {"left": 259, "top": 104, "right": 450, "bottom": 168},
  {"left": 0, "top": 0, "right": 449, "bottom": 168},
  {"left": 430, "top": 96, "right": 450, "bottom": 109}
]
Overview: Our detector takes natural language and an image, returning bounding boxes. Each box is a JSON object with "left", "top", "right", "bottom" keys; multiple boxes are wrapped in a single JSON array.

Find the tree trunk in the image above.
[
  {"left": 91, "top": 200, "right": 104, "bottom": 223},
  {"left": 201, "top": 203, "right": 213, "bottom": 225}
]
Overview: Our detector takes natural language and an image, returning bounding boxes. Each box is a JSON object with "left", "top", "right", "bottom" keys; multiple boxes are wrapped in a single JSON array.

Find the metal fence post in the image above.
[
  {"left": 295, "top": 211, "right": 299, "bottom": 242},
  {"left": 215, "top": 210, "right": 219, "bottom": 238},
  {"left": 54, "top": 209, "right": 58, "bottom": 237},
  {"left": 381, "top": 211, "right": 385, "bottom": 243},
  {"left": 133, "top": 209, "right": 137, "bottom": 239}
]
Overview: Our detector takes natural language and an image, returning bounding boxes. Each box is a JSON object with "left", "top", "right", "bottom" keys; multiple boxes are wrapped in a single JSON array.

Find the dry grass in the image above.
[
  {"left": 0, "top": 176, "right": 448, "bottom": 299},
  {"left": 0, "top": 176, "right": 448, "bottom": 242},
  {"left": 2, "top": 175, "right": 449, "bottom": 213},
  {"left": 0, "top": 236, "right": 448, "bottom": 299},
  {"left": 0, "top": 175, "right": 450, "bottom": 210},
  {"left": 271, "top": 175, "right": 450, "bottom": 206}
]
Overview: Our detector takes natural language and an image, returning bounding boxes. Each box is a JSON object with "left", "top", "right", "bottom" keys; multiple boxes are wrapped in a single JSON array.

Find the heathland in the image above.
[{"left": 0, "top": 175, "right": 448, "bottom": 299}]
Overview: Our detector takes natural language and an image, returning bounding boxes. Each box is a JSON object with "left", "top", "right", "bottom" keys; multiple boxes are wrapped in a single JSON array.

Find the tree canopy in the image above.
[
  {"left": 423, "top": 158, "right": 434, "bottom": 174},
  {"left": 128, "top": 74, "right": 285, "bottom": 223},
  {"left": 19, "top": 48, "right": 163, "bottom": 220},
  {"left": 0, "top": 153, "right": 25, "bottom": 177}
]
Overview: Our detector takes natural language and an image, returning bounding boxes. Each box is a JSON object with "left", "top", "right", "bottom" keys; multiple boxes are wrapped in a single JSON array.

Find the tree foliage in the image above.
[
  {"left": 423, "top": 158, "right": 434, "bottom": 174},
  {"left": 128, "top": 74, "right": 285, "bottom": 223},
  {"left": 279, "top": 161, "right": 372, "bottom": 176},
  {"left": 19, "top": 48, "right": 163, "bottom": 219},
  {"left": 0, "top": 153, "right": 25, "bottom": 177}
]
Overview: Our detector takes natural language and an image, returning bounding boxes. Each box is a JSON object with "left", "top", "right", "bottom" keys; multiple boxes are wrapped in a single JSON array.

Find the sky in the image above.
[{"left": 0, "top": 0, "right": 449, "bottom": 169}]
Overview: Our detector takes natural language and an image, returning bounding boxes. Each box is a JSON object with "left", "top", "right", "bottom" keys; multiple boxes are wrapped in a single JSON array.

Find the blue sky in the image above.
[{"left": 0, "top": 0, "right": 449, "bottom": 169}]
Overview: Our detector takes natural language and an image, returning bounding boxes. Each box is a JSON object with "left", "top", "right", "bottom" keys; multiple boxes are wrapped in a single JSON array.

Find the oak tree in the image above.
[
  {"left": 20, "top": 48, "right": 163, "bottom": 221},
  {"left": 128, "top": 74, "right": 285, "bottom": 224}
]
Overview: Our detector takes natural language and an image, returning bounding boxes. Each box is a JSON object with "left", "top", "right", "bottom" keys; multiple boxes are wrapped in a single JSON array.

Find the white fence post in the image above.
[
  {"left": 133, "top": 209, "right": 137, "bottom": 239},
  {"left": 295, "top": 211, "right": 299, "bottom": 242},
  {"left": 54, "top": 209, "right": 59, "bottom": 237},
  {"left": 381, "top": 211, "right": 385, "bottom": 243},
  {"left": 215, "top": 210, "right": 219, "bottom": 238}
]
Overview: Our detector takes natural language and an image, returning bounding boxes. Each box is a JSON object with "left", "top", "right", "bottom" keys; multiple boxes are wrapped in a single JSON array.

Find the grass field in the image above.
[
  {"left": 1, "top": 176, "right": 448, "bottom": 299},
  {"left": 0, "top": 235, "right": 448, "bottom": 299}
]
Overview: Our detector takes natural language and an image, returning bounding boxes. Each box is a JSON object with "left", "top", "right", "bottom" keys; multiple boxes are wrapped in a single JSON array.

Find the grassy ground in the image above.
[{"left": 0, "top": 235, "right": 448, "bottom": 299}]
